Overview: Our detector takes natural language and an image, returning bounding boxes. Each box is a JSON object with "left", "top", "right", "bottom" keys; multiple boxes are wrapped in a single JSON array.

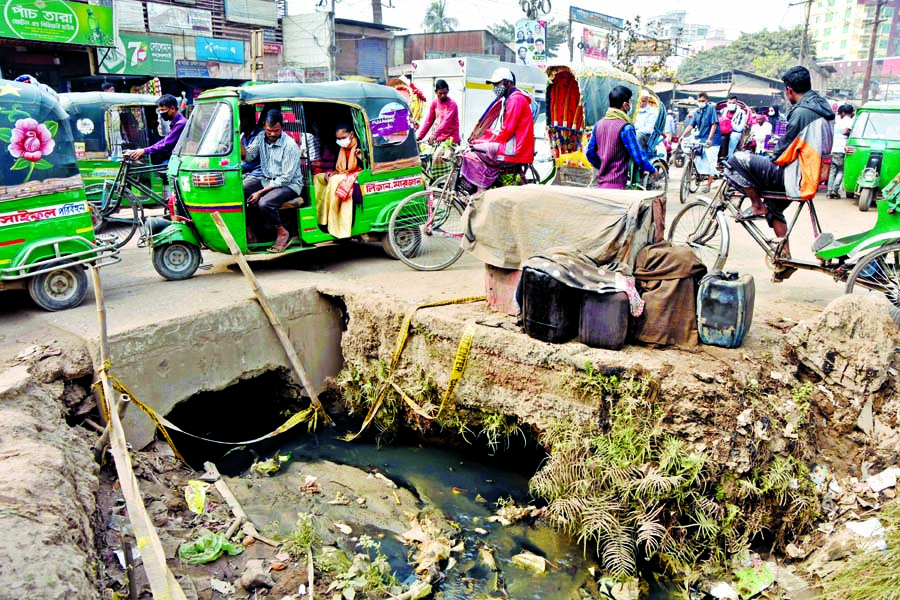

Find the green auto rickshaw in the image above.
[
  {"left": 844, "top": 101, "right": 900, "bottom": 211},
  {"left": 59, "top": 91, "right": 165, "bottom": 202},
  {"left": 146, "top": 82, "right": 426, "bottom": 280},
  {"left": 0, "top": 80, "right": 119, "bottom": 310}
]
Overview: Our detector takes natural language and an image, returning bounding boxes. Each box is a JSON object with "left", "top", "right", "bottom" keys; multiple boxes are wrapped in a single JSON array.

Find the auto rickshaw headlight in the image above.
[
  {"left": 862, "top": 167, "right": 878, "bottom": 183},
  {"left": 191, "top": 172, "right": 225, "bottom": 187}
]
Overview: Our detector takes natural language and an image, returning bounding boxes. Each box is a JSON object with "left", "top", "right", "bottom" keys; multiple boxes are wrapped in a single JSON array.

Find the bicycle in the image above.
[
  {"left": 86, "top": 158, "right": 168, "bottom": 249},
  {"left": 388, "top": 151, "right": 540, "bottom": 271},
  {"left": 678, "top": 138, "right": 705, "bottom": 204},
  {"left": 668, "top": 172, "right": 900, "bottom": 318}
]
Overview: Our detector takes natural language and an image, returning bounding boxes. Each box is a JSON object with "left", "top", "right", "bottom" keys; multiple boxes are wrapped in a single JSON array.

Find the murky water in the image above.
[{"left": 214, "top": 430, "right": 681, "bottom": 600}]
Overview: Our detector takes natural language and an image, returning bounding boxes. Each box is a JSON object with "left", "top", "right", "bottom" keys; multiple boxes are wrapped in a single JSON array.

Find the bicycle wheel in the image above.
[
  {"left": 94, "top": 191, "right": 141, "bottom": 249},
  {"left": 644, "top": 160, "right": 669, "bottom": 196},
  {"left": 668, "top": 200, "right": 730, "bottom": 271},
  {"left": 679, "top": 160, "right": 693, "bottom": 204},
  {"left": 846, "top": 243, "right": 900, "bottom": 322},
  {"left": 388, "top": 189, "right": 465, "bottom": 271}
]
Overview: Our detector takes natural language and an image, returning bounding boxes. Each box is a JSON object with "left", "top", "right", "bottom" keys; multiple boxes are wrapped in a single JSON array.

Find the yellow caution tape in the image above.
[{"left": 346, "top": 296, "right": 485, "bottom": 441}]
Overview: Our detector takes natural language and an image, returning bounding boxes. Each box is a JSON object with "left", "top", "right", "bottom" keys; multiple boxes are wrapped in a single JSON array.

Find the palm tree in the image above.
[{"left": 423, "top": 0, "right": 458, "bottom": 33}]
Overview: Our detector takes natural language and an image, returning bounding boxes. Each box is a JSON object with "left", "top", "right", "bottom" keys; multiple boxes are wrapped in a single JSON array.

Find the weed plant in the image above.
[
  {"left": 821, "top": 500, "right": 900, "bottom": 600},
  {"left": 530, "top": 371, "right": 819, "bottom": 578}
]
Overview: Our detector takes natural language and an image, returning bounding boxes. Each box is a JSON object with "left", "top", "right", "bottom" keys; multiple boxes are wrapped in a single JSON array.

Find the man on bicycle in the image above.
[
  {"left": 725, "top": 66, "right": 833, "bottom": 276},
  {"left": 417, "top": 79, "right": 460, "bottom": 175},
  {"left": 460, "top": 68, "right": 534, "bottom": 192},
  {"left": 585, "top": 85, "right": 657, "bottom": 190},
  {"left": 680, "top": 92, "right": 719, "bottom": 193},
  {"left": 126, "top": 94, "right": 186, "bottom": 164}
]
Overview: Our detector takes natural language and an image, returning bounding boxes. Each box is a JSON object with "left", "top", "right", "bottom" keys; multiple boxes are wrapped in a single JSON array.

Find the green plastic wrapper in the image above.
[{"left": 178, "top": 531, "right": 244, "bottom": 565}]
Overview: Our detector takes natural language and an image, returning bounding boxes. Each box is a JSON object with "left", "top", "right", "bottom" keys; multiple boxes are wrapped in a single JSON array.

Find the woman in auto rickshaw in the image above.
[
  {"left": 314, "top": 123, "right": 363, "bottom": 239},
  {"left": 147, "top": 82, "right": 425, "bottom": 281}
]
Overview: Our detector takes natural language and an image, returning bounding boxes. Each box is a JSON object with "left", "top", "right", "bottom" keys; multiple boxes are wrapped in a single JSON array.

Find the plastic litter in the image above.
[
  {"left": 709, "top": 582, "right": 738, "bottom": 599},
  {"left": 251, "top": 451, "right": 291, "bottom": 475},
  {"left": 866, "top": 467, "right": 899, "bottom": 493},
  {"left": 178, "top": 531, "right": 245, "bottom": 564},
  {"left": 735, "top": 562, "right": 774, "bottom": 599},
  {"left": 184, "top": 480, "right": 209, "bottom": 515}
]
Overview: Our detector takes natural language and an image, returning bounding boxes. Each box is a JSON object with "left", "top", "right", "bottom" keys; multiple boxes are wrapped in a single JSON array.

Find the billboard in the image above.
[
  {"left": 99, "top": 32, "right": 176, "bottom": 76},
  {"left": 147, "top": 3, "right": 212, "bottom": 36},
  {"left": 569, "top": 6, "right": 624, "bottom": 30},
  {"left": 115, "top": 0, "right": 145, "bottom": 32},
  {"left": 196, "top": 36, "right": 245, "bottom": 64},
  {"left": 581, "top": 27, "right": 610, "bottom": 61},
  {"left": 223, "top": 0, "right": 277, "bottom": 27},
  {"left": 514, "top": 19, "right": 547, "bottom": 69},
  {"left": 0, "top": 0, "right": 114, "bottom": 46}
]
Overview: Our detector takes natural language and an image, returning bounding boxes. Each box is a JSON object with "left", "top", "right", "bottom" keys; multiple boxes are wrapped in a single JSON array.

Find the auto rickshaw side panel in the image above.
[{"left": 844, "top": 102, "right": 900, "bottom": 194}]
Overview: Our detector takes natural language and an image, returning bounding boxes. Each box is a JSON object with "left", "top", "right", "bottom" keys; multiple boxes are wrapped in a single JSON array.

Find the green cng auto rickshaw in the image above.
[
  {"left": 0, "top": 80, "right": 119, "bottom": 310},
  {"left": 844, "top": 101, "right": 900, "bottom": 211},
  {"left": 59, "top": 92, "right": 165, "bottom": 201},
  {"left": 146, "top": 82, "right": 425, "bottom": 280}
]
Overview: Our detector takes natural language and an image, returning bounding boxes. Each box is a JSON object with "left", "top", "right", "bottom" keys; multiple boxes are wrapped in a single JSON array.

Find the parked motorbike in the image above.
[
  {"left": 857, "top": 150, "right": 883, "bottom": 212},
  {"left": 671, "top": 136, "right": 685, "bottom": 168}
]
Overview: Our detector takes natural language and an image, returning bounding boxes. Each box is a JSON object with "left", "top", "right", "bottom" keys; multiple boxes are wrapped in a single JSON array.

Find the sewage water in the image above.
[{"left": 211, "top": 429, "right": 681, "bottom": 600}]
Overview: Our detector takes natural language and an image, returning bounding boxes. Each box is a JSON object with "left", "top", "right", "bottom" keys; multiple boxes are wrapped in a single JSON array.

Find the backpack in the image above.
[{"left": 718, "top": 112, "right": 734, "bottom": 135}]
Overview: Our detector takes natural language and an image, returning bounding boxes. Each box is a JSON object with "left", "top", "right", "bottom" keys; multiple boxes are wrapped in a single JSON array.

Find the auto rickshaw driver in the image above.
[{"left": 241, "top": 109, "right": 304, "bottom": 253}]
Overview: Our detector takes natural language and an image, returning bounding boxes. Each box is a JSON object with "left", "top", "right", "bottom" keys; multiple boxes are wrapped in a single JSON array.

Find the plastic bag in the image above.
[
  {"left": 184, "top": 480, "right": 210, "bottom": 515},
  {"left": 178, "top": 531, "right": 244, "bottom": 565}
]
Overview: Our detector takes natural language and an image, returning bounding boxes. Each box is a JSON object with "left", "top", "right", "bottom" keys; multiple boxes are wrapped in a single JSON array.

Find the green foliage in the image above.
[
  {"left": 529, "top": 395, "right": 820, "bottom": 577},
  {"left": 488, "top": 18, "right": 569, "bottom": 59},
  {"left": 822, "top": 500, "right": 900, "bottom": 599},
  {"left": 606, "top": 17, "right": 675, "bottom": 84},
  {"left": 677, "top": 27, "right": 810, "bottom": 82},
  {"left": 325, "top": 535, "right": 400, "bottom": 598},
  {"left": 423, "top": 0, "right": 458, "bottom": 33},
  {"left": 277, "top": 513, "right": 323, "bottom": 561}
]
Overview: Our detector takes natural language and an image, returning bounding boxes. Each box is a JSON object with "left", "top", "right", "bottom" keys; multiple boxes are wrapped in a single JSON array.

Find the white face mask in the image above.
[
  {"left": 336, "top": 137, "right": 352, "bottom": 148},
  {"left": 727, "top": 103, "right": 736, "bottom": 111},
  {"left": 697, "top": 102, "right": 706, "bottom": 109}
]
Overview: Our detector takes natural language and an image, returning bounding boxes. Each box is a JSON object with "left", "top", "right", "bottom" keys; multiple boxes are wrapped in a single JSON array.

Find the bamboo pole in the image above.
[
  {"left": 209, "top": 212, "right": 331, "bottom": 425},
  {"left": 90, "top": 266, "right": 188, "bottom": 600}
]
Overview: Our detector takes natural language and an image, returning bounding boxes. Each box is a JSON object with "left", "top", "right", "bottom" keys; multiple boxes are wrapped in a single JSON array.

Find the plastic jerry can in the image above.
[
  {"left": 521, "top": 267, "right": 581, "bottom": 343},
  {"left": 578, "top": 291, "right": 630, "bottom": 350},
  {"left": 696, "top": 271, "right": 755, "bottom": 348}
]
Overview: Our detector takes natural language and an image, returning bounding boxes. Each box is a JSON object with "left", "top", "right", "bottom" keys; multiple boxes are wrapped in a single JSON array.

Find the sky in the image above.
[{"left": 322, "top": 0, "right": 805, "bottom": 38}]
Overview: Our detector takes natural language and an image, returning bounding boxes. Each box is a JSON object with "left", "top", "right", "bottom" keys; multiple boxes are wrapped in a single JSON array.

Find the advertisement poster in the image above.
[
  {"left": 147, "top": 3, "right": 212, "bottom": 36},
  {"left": 196, "top": 36, "right": 244, "bottom": 64},
  {"left": 115, "top": 0, "right": 145, "bottom": 32},
  {"left": 514, "top": 19, "right": 547, "bottom": 69},
  {"left": 581, "top": 27, "right": 610, "bottom": 61},
  {"left": 0, "top": 0, "right": 114, "bottom": 46},
  {"left": 223, "top": 0, "right": 277, "bottom": 27},
  {"left": 100, "top": 32, "right": 176, "bottom": 76}
]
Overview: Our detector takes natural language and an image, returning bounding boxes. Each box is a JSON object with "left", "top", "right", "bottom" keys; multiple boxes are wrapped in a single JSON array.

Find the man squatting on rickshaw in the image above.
[
  {"left": 126, "top": 94, "right": 186, "bottom": 164},
  {"left": 460, "top": 68, "right": 535, "bottom": 192},
  {"left": 241, "top": 109, "right": 305, "bottom": 253},
  {"left": 726, "top": 66, "right": 834, "bottom": 269},
  {"left": 585, "top": 85, "right": 657, "bottom": 190},
  {"left": 416, "top": 79, "right": 461, "bottom": 168}
]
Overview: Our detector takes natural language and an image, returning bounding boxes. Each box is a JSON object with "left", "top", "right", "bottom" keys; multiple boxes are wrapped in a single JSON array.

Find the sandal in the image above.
[
  {"left": 267, "top": 236, "right": 294, "bottom": 253},
  {"left": 734, "top": 207, "right": 766, "bottom": 223}
]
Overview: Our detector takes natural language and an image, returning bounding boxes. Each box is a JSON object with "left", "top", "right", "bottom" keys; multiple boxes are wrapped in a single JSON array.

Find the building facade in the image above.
[{"left": 812, "top": 0, "right": 900, "bottom": 79}]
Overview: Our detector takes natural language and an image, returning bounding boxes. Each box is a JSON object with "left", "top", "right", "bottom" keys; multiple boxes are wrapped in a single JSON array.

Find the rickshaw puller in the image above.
[
  {"left": 460, "top": 68, "right": 534, "bottom": 192},
  {"left": 241, "top": 109, "right": 304, "bottom": 253}
]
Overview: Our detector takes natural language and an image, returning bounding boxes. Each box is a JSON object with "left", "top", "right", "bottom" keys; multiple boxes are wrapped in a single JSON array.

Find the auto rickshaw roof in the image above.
[
  {"left": 0, "top": 78, "right": 68, "bottom": 117},
  {"left": 60, "top": 92, "right": 159, "bottom": 113},
  {"left": 200, "top": 81, "right": 408, "bottom": 105},
  {"left": 858, "top": 101, "right": 900, "bottom": 112}
]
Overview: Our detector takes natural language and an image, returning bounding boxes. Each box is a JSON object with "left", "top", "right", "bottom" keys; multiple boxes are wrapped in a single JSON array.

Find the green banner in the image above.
[
  {"left": 0, "top": 0, "right": 114, "bottom": 46},
  {"left": 100, "top": 33, "right": 176, "bottom": 77}
]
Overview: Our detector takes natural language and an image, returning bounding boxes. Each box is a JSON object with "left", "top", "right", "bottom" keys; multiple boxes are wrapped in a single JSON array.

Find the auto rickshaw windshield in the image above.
[
  {"left": 851, "top": 111, "right": 900, "bottom": 140},
  {"left": 175, "top": 101, "right": 233, "bottom": 157}
]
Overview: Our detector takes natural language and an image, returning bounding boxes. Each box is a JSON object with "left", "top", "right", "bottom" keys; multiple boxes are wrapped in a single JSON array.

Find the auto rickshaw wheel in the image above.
[
  {"left": 28, "top": 260, "right": 88, "bottom": 311},
  {"left": 859, "top": 188, "right": 875, "bottom": 212},
  {"left": 152, "top": 242, "right": 201, "bottom": 281}
]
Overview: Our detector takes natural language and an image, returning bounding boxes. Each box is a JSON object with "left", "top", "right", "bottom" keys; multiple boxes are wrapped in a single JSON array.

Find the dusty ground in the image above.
[{"left": 0, "top": 174, "right": 893, "bottom": 599}]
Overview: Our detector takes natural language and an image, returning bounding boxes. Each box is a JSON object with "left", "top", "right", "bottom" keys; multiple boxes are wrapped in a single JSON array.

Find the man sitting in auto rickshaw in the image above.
[
  {"left": 241, "top": 109, "right": 304, "bottom": 253},
  {"left": 460, "top": 67, "right": 534, "bottom": 192},
  {"left": 585, "top": 85, "right": 657, "bottom": 189},
  {"left": 126, "top": 94, "right": 185, "bottom": 164},
  {"left": 314, "top": 123, "right": 362, "bottom": 239}
]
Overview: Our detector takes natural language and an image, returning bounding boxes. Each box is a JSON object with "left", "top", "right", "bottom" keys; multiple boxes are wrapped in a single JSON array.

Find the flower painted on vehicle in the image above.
[{"left": 8, "top": 118, "right": 55, "bottom": 162}]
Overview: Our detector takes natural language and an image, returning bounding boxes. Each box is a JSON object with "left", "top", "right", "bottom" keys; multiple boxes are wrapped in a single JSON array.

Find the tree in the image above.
[
  {"left": 423, "top": 0, "right": 458, "bottom": 33},
  {"left": 606, "top": 17, "right": 674, "bottom": 84},
  {"left": 488, "top": 18, "right": 568, "bottom": 60},
  {"left": 677, "top": 27, "right": 809, "bottom": 82}
]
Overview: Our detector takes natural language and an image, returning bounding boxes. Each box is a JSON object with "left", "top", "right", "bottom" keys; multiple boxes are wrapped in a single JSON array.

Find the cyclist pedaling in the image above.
[
  {"left": 724, "top": 66, "right": 834, "bottom": 277},
  {"left": 459, "top": 68, "right": 535, "bottom": 193}
]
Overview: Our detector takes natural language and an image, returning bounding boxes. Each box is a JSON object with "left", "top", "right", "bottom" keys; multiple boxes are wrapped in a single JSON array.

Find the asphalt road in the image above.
[{"left": 0, "top": 168, "right": 881, "bottom": 365}]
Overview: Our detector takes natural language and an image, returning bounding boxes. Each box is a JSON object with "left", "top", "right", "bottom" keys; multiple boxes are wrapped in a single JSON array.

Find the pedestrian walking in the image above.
[{"left": 828, "top": 104, "right": 855, "bottom": 199}]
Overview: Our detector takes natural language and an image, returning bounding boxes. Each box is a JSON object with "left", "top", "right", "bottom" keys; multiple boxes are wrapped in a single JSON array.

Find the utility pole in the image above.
[
  {"left": 793, "top": 0, "right": 813, "bottom": 65},
  {"left": 862, "top": 0, "right": 887, "bottom": 103},
  {"left": 371, "top": 0, "right": 382, "bottom": 24},
  {"left": 329, "top": 0, "right": 336, "bottom": 81}
]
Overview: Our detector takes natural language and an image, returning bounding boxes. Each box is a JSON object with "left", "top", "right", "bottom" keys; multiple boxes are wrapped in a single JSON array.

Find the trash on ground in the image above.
[
  {"left": 510, "top": 551, "right": 547, "bottom": 573},
  {"left": 251, "top": 452, "right": 291, "bottom": 475},
  {"left": 709, "top": 582, "right": 738, "bottom": 599},
  {"left": 178, "top": 530, "right": 245, "bottom": 564},
  {"left": 735, "top": 562, "right": 774, "bottom": 599},
  {"left": 184, "top": 480, "right": 210, "bottom": 515}
]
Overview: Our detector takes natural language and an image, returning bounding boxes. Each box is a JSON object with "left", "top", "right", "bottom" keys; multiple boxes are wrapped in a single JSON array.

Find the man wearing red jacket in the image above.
[{"left": 460, "top": 67, "right": 535, "bottom": 191}]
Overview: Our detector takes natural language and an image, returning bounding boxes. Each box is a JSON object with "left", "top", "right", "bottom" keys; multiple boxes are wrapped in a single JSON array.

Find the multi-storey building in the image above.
[{"left": 811, "top": 0, "right": 900, "bottom": 82}]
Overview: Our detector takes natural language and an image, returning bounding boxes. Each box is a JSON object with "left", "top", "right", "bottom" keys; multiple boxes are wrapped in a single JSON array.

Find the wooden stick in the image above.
[
  {"left": 307, "top": 548, "right": 315, "bottom": 600},
  {"left": 121, "top": 533, "right": 137, "bottom": 600},
  {"left": 209, "top": 212, "right": 331, "bottom": 425},
  {"left": 204, "top": 461, "right": 280, "bottom": 547},
  {"left": 90, "top": 267, "right": 188, "bottom": 600},
  {"left": 93, "top": 395, "right": 130, "bottom": 462},
  {"left": 225, "top": 516, "right": 245, "bottom": 540}
]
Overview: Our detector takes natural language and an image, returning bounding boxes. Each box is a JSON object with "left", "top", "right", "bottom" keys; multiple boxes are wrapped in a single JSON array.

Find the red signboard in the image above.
[{"left": 264, "top": 42, "right": 282, "bottom": 54}]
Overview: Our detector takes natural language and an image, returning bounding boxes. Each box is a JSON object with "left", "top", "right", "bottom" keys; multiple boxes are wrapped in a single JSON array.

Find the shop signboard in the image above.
[
  {"left": 100, "top": 32, "right": 176, "bottom": 76},
  {"left": 1, "top": 0, "right": 114, "bottom": 46},
  {"left": 115, "top": 0, "right": 145, "bottom": 32},
  {"left": 147, "top": 3, "right": 212, "bottom": 36},
  {"left": 176, "top": 59, "right": 210, "bottom": 77},
  {"left": 223, "top": 0, "right": 276, "bottom": 27},
  {"left": 264, "top": 42, "right": 281, "bottom": 54},
  {"left": 196, "top": 36, "right": 244, "bottom": 64},
  {"left": 569, "top": 6, "right": 623, "bottom": 30}
]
